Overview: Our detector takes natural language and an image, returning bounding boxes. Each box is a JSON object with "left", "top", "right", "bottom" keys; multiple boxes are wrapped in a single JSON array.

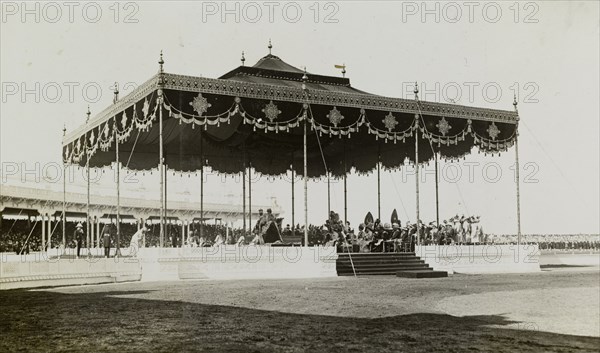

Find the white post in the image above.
[
  {"left": 303, "top": 115, "right": 308, "bottom": 246},
  {"left": 47, "top": 215, "right": 52, "bottom": 249},
  {"left": 96, "top": 217, "right": 100, "bottom": 249},
  {"left": 41, "top": 213, "right": 46, "bottom": 252},
  {"left": 159, "top": 94, "right": 164, "bottom": 247},
  {"left": 514, "top": 97, "right": 522, "bottom": 246}
]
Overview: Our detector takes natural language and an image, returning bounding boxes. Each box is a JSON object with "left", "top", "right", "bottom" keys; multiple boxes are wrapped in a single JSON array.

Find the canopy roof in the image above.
[{"left": 63, "top": 51, "right": 519, "bottom": 177}]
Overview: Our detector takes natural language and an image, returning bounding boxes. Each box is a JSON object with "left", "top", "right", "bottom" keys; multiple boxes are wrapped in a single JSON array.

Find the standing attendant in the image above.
[
  {"left": 74, "top": 223, "right": 84, "bottom": 258},
  {"left": 102, "top": 226, "right": 111, "bottom": 258}
]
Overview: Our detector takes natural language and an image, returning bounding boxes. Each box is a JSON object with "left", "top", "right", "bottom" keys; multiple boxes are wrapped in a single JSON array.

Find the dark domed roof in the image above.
[{"left": 252, "top": 54, "right": 305, "bottom": 73}]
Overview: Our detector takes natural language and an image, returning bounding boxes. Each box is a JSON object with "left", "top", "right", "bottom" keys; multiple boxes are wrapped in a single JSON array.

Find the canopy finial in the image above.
[
  {"left": 513, "top": 93, "right": 518, "bottom": 112},
  {"left": 302, "top": 67, "right": 308, "bottom": 90},
  {"left": 63, "top": 123, "right": 66, "bottom": 136},
  {"left": 241, "top": 51, "right": 245, "bottom": 66},
  {"left": 113, "top": 82, "right": 119, "bottom": 104},
  {"left": 86, "top": 105, "right": 91, "bottom": 123},
  {"left": 268, "top": 39, "right": 272, "bottom": 54},
  {"left": 342, "top": 63, "right": 346, "bottom": 78},
  {"left": 413, "top": 81, "right": 419, "bottom": 100},
  {"left": 158, "top": 50, "right": 164, "bottom": 73}
]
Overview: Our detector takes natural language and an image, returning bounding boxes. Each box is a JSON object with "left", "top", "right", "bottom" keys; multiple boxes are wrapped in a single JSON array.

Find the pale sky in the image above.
[{"left": 1, "top": 1, "right": 599, "bottom": 235}]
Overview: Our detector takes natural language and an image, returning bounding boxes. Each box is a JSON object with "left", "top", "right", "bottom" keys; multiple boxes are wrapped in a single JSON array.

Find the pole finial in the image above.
[
  {"left": 241, "top": 51, "right": 245, "bottom": 66},
  {"left": 268, "top": 39, "right": 272, "bottom": 55},
  {"left": 158, "top": 50, "right": 164, "bottom": 73},
  {"left": 513, "top": 93, "right": 518, "bottom": 112},
  {"left": 63, "top": 123, "right": 66, "bottom": 136},
  {"left": 113, "top": 82, "right": 119, "bottom": 104},
  {"left": 86, "top": 105, "right": 91, "bottom": 123},
  {"left": 413, "top": 81, "right": 419, "bottom": 100},
  {"left": 302, "top": 67, "right": 308, "bottom": 90}
]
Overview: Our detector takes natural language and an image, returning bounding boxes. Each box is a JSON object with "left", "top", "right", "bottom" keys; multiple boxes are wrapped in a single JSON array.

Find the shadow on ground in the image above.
[{"left": 1, "top": 289, "right": 598, "bottom": 353}]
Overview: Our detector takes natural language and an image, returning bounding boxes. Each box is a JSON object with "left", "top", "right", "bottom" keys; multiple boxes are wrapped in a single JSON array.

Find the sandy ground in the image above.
[{"left": 1, "top": 268, "right": 599, "bottom": 352}]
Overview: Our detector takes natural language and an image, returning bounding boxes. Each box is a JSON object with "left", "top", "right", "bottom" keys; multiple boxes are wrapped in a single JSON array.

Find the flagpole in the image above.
[
  {"left": 62, "top": 127, "right": 67, "bottom": 250},
  {"left": 414, "top": 83, "right": 421, "bottom": 245},
  {"left": 242, "top": 144, "right": 246, "bottom": 237},
  {"left": 514, "top": 96, "right": 522, "bottom": 246},
  {"left": 435, "top": 151, "right": 440, "bottom": 228},
  {"left": 302, "top": 69, "right": 308, "bottom": 247},
  {"left": 291, "top": 153, "right": 295, "bottom": 237},
  {"left": 111, "top": 83, "right": 122, "bottom": 257},
  {"left": 158, "top": 52, "right": 165, "bottom": 248},
  {"left": 200, "top": 127, "right": 204, "bottom": 240},
  {"left": 377, "top": 145, "right": 381, "bottom": 221},
  {"left": 248, "top": 160, "right": 252, "bottom": 236}
]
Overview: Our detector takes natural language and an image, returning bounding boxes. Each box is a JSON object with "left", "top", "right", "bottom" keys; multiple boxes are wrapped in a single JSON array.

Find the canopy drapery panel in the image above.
[{"left": 63, "top": 58, "right": 518, "bottom": 178}]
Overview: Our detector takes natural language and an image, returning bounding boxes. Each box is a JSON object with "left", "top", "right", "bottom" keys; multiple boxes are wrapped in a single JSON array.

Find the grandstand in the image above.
[{"left": 0, "top": 183, "right": 279, "bottom": 252}]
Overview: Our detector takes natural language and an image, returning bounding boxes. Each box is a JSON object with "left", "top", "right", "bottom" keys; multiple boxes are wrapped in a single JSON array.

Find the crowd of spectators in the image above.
[{"left": 1, "top": 217, "right": 599, "bottom": 253}]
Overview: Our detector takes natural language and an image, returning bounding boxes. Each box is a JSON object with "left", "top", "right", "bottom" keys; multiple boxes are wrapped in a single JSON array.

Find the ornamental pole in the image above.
[
  {"left": 327, "top": 170, "right": 331, "bottom": 216},
  {"left": 377, "top": 145, "right": 381, "bottom": 221},
  {"left": 248, "top": 161, "right": 252, "bottom": 235},
  {"left": 200, "top": 127, "right": 204, "bottom": 239},
  {"left": 303, "top": 114, "right": 308, "bottom": 246},
  {"left": 158, "top": 51, "right": 165, "bottom": 247},
  {"left": 343, "top": 142, "right": 347, "bottom": 224},
  {"left": 115, "top": 120, "right": 121, "bottom": 257},
  {"left": 86, "top": 107, "right": 91, "bottom": 251},
  {"left": 291, "top": 154, "right": 295, "bottom": 237},
  {"left": 302, "top": 69, "right": 308, "bottom": 246},
  {"left": 414, "top": 83, "right": 421, "bottom": 244},
  {"left": 514, "top": 96, "right": 522, "bottom": 246},
  {"left": 86, "top": 155, "right": 90, "bottom": 250},
  {"left": 62, "top": 125, "right": 67, "bottom": 248},
  {"left": 242, "top": 144, "right": 246, "bottom": 236},
  {"left": 113, "top": 83, "right": 122, "bottom": 257},
  {"left": 435, "top": 151, "right": 440, "bottom": 228}
]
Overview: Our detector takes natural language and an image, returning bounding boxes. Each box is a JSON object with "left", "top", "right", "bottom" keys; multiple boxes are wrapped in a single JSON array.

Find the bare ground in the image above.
[{"left": 1, "top": 269, "right": 599, "bottom": 352}]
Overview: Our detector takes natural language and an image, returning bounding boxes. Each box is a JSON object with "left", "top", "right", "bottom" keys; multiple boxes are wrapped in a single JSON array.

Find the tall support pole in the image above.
[
  {"left": 242, "top": 145, "right": 247, "bottom": 236},
  {"left": 164, "top": 165, "right": 168, "bottom": 244},
  {"left": 248, "top": 162, "right": 252, "bottom": 235},
  {"left": 435, "top": 151, "right": 440, "bottom": 228},
  {"left": 377, "top": 146, "right": 381, "bottom": 221},
  {"left": 415, "top": 120, "right": 420, "bottom": 244},
  {"left": 46, "top": 214, "right": 50, "bottom": 249},
  {"left": 96, "top": 217, "right": 100, "bottom": 249},
  {"left": 514, "top": 97, "right": 522, "bottom": 246},
  {"left": 327, "top": 171, "right": 331, "bottom": 216},
  {"left": 61, "top": 125, "right": 67, "bottom": 250},
  {"left": 86, "top": 158, "right": 90, "bottom": 250},
  {"left": 303, "top": 115, "right": 308, "bottom": 246},
  {"left": 343, "top": 141, "right": 348, "bottom": 224},
  {"left": 115, "top": 127, "right": 121, "bottom": 257},
  {"left": 200, "top": 129, "right": 204, "bottom": 239},
  {"left": 301, "top": 70, "right": 309, "bottom": 246},
  {"left": 158, "top": 52, "right": 165, "bottom": 248},
  {"left": 62, "top": 162, "right": 66, "bottom": 247},
  {"left": 414, "top": 83, "right": 421, "bottom": 244},
  {"left": 515, "top": 131, "right": 521, "bottom": 245},
  {"left": 41, "top": 214, "right": 45, "bottom": 251},
  {"left": 291, "top": 159, "right": 295, "bottom": 236}
]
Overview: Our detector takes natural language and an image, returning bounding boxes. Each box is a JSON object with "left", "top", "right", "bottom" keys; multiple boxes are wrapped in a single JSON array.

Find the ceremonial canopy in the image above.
[{"left": 62, "top": 51, "right": 518, "bottom": 177}]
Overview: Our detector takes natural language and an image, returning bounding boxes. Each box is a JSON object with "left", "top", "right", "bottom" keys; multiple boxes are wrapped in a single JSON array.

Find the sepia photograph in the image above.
[{"left": 1, "top": 1, "right": 599, "bottom": 352}]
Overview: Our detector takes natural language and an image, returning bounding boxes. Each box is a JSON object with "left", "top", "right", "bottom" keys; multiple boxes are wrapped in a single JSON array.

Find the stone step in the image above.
[
  {"left": 337, "top": 266, "right": 433, "bottom": 275},
  {"left": 337, "top": 262, "right": 428, "bottom": 269},
  {"left": 396, "top": 270, "right": 448, "bottom": 278}
]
